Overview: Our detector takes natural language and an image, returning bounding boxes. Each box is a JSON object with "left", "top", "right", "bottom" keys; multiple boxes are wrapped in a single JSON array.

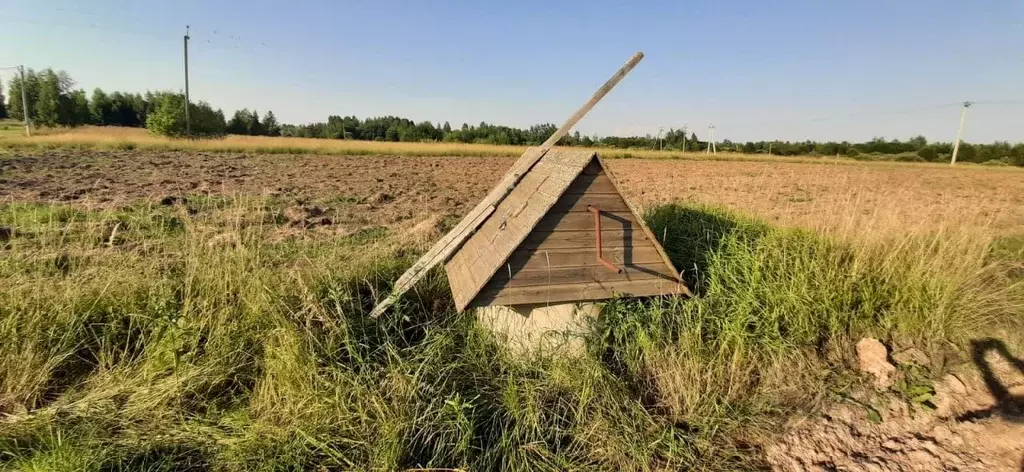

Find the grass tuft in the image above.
[{"left": 0, "top": 199, "right": 1019, "bottom": 470}]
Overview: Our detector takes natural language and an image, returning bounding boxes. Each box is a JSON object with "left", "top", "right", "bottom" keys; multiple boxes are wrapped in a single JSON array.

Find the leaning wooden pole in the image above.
[{"left": 369, "top": 52, "right": 645, "bottom": 318}]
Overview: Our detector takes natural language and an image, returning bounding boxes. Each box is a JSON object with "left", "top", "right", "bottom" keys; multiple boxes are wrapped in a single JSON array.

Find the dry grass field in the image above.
[
  {"left": 0, "top": 124, "right": 916, "bottom": 164},
  {"left": 2, "top": 147, "right": 1020, "bottom": 237},
  {"left": 0, "top": 145, "right": 1022, "bottom": 470}
]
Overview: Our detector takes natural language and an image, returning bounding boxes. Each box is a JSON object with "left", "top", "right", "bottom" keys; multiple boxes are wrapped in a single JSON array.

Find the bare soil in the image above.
[
  {"left": 767, "top": 344, "right": 1024, "bottom": 471},
  {"left": 2, "top": 150, "right": 1022, "bottom": 236}
]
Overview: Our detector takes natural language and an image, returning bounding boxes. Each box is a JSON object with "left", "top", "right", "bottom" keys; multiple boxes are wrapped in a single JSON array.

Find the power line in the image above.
[{"left": 5, "top": 17, "right": 275, "bottom": 55}]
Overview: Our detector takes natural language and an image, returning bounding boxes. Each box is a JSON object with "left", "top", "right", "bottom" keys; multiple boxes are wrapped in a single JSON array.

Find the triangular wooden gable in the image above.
[{"left": 446, "top": 154, "right": 690, "bottom": 311}]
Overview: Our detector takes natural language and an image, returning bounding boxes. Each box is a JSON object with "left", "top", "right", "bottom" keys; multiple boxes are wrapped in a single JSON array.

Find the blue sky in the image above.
[{"left": 2, "top": 0, "right": 1022, "bottom": 143}]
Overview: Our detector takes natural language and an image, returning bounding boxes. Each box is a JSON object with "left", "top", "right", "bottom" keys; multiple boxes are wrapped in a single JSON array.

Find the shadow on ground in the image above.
[{"left": 959, "top": 338, "right": 1024, "bottom": 424}]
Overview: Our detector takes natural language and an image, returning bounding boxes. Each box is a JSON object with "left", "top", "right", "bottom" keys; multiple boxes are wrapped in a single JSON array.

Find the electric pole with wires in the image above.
[
  {"left": 184, "top": 25, "right": 191, "bottom": 137},
  {"left": 706, "top": 123, "right": 716, "bottom": 154},
  {"left": 950, "top": 101, "right": 971, "bottom": 165},
  {"left": 0, "top": 65, "right": 32, "bottom": 136}
]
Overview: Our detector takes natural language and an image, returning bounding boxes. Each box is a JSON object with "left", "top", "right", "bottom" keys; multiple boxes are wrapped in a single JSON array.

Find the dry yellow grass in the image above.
[
  {"left": 1, "top": 129, "right": 1022, "bottom": 470},
  {"left": 0, "top": 125, "right": 872, "bottom": 164}
]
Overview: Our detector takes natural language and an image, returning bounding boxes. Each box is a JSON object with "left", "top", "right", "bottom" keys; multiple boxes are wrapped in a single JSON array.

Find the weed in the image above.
[{"left": 0, "top": 200, "right": 1019, "bottom": 470}]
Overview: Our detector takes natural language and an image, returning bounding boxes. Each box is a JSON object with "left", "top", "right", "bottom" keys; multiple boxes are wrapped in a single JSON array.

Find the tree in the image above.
[
  {"left": 262, "top": 110, "right": 280, "bottom": 136},
  {"left": 7, "top": 68, "right": 38, "bottom": 122},
  {"left": 147, "top": 93, "right": 225, "bottom": 137},
  {"left": 66, "top": 89, "right": 91, "bottom": 126},
  {"left": 89, "top": 88, "right": 112, "bottom": 125},
  {"left": 247, "top": 110, "right": 263, "bottom": 136},
  {"left": 0, "top": 84, "right": 6, "bottom": 119},
  {"left": 97, "top": 91, "right": 147, "bottom": 127},
  {"left": 227, "top": 109, "right": 252, "bottom": 135},
  {"left": 34, "top": 69, "right": 62, "bottom": 126}
]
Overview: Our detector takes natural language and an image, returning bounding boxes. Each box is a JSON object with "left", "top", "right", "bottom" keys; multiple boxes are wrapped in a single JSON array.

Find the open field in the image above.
[
  {"left": 2, "top": 148, "right": 1022, "bottom": 236},
  {"left": 1, "top": 149, "right": 1022, "bottom": 470},
  {"left": 8, "top": 125, "right": 1019, "bottom": 168}
]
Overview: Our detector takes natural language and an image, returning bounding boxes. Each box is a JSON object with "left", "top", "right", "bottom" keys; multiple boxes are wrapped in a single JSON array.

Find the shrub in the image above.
[
  {"left": 145, "top": 93, "right": 226, "bottom": 138},
  {"left": 917, "top": 147, "right": 938, "bottom": 161},
  {"left": 894, "top": 152, "right": 926, "bottom": 162}
]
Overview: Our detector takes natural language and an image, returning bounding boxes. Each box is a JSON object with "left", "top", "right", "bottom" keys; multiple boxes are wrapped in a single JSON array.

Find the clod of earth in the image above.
[
  {"left": 857, "top": 338, "right": 897, "bottom": 390},
  {"left": 282, "top": 205, "right": 332, "bottom": 228},
  {"left": 368, "top": 191, "right": 394, "bottom": 204},
  {"left": 160, "top": 195, "right": 187, "bottom": 206}
]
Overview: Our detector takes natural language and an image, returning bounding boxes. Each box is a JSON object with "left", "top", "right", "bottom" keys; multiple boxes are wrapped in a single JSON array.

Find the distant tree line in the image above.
[{"left": 6, "top": 67, "right": 1023, "bottom": 166}]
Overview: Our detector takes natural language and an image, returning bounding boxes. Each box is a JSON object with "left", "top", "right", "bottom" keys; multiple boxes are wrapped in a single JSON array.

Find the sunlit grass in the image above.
[
  {"left": 0, "top": 194, "right": 1019, "bottom": 470},
  {"left": 10, "top": 125, "right": 1015, "bottom": 170}
]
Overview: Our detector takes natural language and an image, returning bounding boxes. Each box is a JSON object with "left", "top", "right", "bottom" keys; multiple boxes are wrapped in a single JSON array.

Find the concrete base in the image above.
[{"left": 476, "top": 302, "right": 601, "bottom": 354}]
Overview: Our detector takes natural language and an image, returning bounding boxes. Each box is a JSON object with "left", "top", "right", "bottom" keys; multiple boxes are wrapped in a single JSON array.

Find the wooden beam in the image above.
[
  {"left": 472, "top": 278, "right": 686, "bottom": 309},
  {"left": 369, "top": 52, "right": 646, "bottom": 318}
]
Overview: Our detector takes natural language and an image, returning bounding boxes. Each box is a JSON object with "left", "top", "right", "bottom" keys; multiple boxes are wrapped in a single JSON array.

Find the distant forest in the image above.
[{"left": 4, "top": 67, "right": 1023, "bottom": 166}]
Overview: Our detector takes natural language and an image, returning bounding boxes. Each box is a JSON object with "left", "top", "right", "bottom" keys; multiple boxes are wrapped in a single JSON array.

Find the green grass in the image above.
[
  {"left": 0, "top": 198, "right": 1020, "bottom": 470},
  {"left": 0, "top": 119, "right": 29, "bottom": 139}
]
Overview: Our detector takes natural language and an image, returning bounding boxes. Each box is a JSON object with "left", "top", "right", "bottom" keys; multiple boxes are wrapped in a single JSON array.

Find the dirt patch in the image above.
[
  {"left": 766, "top": 338, "right": 1024, "bottom": 471},
  {"left": 1, "top": 151, "right": 1021, "bottom": 237}
]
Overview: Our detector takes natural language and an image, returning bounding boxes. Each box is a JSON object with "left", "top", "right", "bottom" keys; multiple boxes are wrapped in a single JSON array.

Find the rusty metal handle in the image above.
[{"left": 588, "top": 206, "right": 622, "bottom": 274}]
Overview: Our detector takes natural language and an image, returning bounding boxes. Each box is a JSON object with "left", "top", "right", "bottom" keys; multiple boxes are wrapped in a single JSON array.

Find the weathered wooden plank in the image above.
[
  {"left": 472, "top": 278, "right": 686, "bottom": 308},
  {"left": 594, "top": 156, "right": 690, "bottom": 296},
  {"left": 487, "top": 262, "right": 675, "bottom": 288},
  {"left": 550, "top": 194, "right": 630, "bottom": 213},
  {"left": 565, "top": 173, "right": 618, "bottom": 195},
  {"left": 533, "top": 211, "right": 639, "bottom": 232},
  {"left": 522, "top": 229, "right": 647, "bottom": 249},
  {"left": 505, "top": 246, "right": 664, "bottom": 270},
  {"left": 581, "top": 160, "right": 604, "bottom": 175},
  {"left": 444, "top": 257, "right": 476, "bottom": 307},
  {"left": 539, "top": 52, "right": 644, "bottom": 149}
]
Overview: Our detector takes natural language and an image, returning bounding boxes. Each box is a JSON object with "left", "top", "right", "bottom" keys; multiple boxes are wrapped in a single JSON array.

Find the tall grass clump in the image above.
[
  {"left": 0, "top": 198, "right": 1020, "bottom": 470},
  {"left": 593, "top": 204, "right": 1022, "bottom": 427}
]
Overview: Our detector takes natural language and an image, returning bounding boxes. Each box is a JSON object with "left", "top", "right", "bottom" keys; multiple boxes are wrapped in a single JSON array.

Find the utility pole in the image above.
[
  {"left": 950, "top": 101, "right": 971, "bottom": 165},
  {"left": 681, "top": 124, "right": 688, "bottom": 151},
  {"left": 706, "top": 123, "right": 716, "bottom": 154},
  {"left": 18, "top": 65, "right": 30, "bottom": 137},
  {"left": 768, "top": 142, "right": 772, "bottom": 156},
  {"left": 183, "top": 25, "right": 191, "bottom": 137},
  {"left": 657, "top": 127, "right": 664, "bottom": 151}
]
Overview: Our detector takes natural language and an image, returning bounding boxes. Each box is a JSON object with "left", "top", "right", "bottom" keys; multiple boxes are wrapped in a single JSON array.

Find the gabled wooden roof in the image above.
[
  {"left": 444, "top": 149, "right": 597, "bottom": 309},
  {"left": 369, "top": 52, "right": 647, "bottom": 318},
  {"left": 445, "top": 151, "right": 689, "bottom": 311}
]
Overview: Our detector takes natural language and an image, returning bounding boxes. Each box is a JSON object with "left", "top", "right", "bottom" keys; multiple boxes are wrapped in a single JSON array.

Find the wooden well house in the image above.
[
  {"left": 444, "top": 150, "right": 689, "bottom": 312},
  {"left": 370, "top": 52, "right": 692, "bottom": 342}
]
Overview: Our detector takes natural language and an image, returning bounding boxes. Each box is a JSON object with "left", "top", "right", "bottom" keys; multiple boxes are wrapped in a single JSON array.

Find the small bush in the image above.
[
  {"left": 146, "top": 93, "right": 226, "bottom": 138},
  {"left": 894, "top": 152, "right": 926, "bottom": 162}
]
